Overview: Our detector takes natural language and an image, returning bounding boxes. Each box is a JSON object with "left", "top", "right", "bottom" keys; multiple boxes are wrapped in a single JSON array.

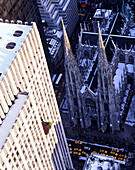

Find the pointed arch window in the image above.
[
  {"left": 104, "top": 103, "right": 109, "bottom": 112},
  {"left": 84, "top": 50, "right": 89, "bottom": 58},
  {"left": 71, "top": 71, "right": 75, "bottom": 83},
  {"left": 104, "top": 76, "right": 108, "bottom": 88},
  {"left": 85, "top": 98, "right": 96, "bottom": 113},
  {"left": 129, "top": 55, "right": 134, "bottom": 64},
  {"left": 119, "top": 54, "right": 125, "bottom": 63}
]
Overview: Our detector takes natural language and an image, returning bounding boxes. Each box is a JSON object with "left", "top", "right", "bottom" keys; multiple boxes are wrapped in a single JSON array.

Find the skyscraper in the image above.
[
  {"left": 0, "top": 0, "right": 51, "bottom": 71},
  {"left": 37, "top": 0, "right": 78, "bottom": 37},
  {"left": 0, "top": 20, "right": 73, "bottom": 170}
]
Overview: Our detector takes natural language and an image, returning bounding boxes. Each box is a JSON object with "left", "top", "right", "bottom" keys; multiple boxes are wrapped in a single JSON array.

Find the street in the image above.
[
  {"left": 67, "top": 139, "right": 128, "bottom": 164},
  {"left": 52, "top": 72, "right": 66, "bottom": 107}
]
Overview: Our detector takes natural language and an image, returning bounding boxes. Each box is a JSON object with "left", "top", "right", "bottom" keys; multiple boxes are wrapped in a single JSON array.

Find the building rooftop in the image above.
[
  {"left": 82, "top": 32, "right": 135, "bottom": 48},
  {"left": 83, "top": 153, "right": 122, "bottom": 170},
  {"left": 0, "top": 21, "right": 32, "bottom": 81},
  {"left": 94, "top": 9, "right": 112, "bottom": 19}
]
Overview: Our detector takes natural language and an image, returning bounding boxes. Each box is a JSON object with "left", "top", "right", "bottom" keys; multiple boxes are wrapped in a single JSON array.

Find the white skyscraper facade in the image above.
[{"left": 0, "top": 20, "right": 73, "bottom": 170}]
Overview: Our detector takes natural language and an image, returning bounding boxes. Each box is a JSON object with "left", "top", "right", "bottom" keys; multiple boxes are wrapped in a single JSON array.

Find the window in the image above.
[
  {"left": 71, "top": 72, "right": 75, "bottom": 83},
  {"left": 104, "top": 103, "right": 109, "bottom": 112},
  {"left": 129, "top": 55, "right": 134, "bottom": 64},
  {"left": 119, "top": 54, "right": 125, "bottom": 63},
  {"left": 6, "top": 42, "right": 16, "bottom": 49},
  {"left": 13, "top": 30, "right": 23, "bottom": 37},
  {"left": 84, "top": 50, "right": 89, "bottom": 58}
]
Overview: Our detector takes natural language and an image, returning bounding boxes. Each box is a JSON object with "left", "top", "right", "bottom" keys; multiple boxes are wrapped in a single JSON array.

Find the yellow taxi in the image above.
[
  {"left": 73, "top": 152, "right": 78, "bottom": 155},
  {"left": 55, "top": 90, "right": 57, "bottom": 94},
  {"left": 92, "top": 151, "right": 97, "bottom": 154},
  {"left": 118, "top": 157, "right": 123, "bottom": 161},
  {"left": 82, "top": 151, "right": 86, "bottom": 155},
  {"left": 100, "top": 149, "right": 104, "bottom": 153},
  {"left": 115, "top": 153, "right": 118, "bottom": 156},
  {"left": 74, "top": 148, "right": 78, "bottom": 151}
]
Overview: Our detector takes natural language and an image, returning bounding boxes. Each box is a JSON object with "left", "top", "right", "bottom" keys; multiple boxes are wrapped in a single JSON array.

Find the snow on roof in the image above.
[
  {"left": 113, "top": 63, "right": 125, "bottom": 92},
  {"left": 81, "top": 85, "right": 86, "bottom": 94},
  {"left": 129, "top": 28, "right": 135, "bottom": 36},
  {"left": 0, "top": 22, "right": 32, "bottom": 82},
  {"left": 84, "top": 153, "right": 120, "bottom": 170},
  {"left": 49, "top": 38, "right": 57, "bottom": 46},
  {"left": 55, "top": 30, "right": 63, "bottom": 39},
  {"left": 125, "top": 95, "right": 135, "bottom": 127},
  {"left": 80, "top": 58, "right": 92, "bottom": 67},
  {"left": 0, "top": 93, "right": 28, "bottom": 150},
  {"left": 94, "top": 9, "right": 112, "bottom": 18},
  {"left": 126, "top": 64, "right": 134, "bottom": 73}
]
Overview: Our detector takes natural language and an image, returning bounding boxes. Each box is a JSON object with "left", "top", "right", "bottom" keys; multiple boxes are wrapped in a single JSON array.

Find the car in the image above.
[
  {"left": 84, "top": 146, "right": 91, "bottom": 150},
  {"left": 92, "top": 151, "right": 97, "bottom": 154},
  {"left": 73, "top": 152, "right": 78, "bottom": 155},
  {"left": 74, "top": 148, "right": 78, "bottom": 151},
  {"left": 54, "top": 90, "right": 57, "bottom": 94},
  {"left": 100, "top": 149, "right": 104, "bottom": 152},
  {"left": 82, "top": 151, "right": 86, "bottom": 155}
]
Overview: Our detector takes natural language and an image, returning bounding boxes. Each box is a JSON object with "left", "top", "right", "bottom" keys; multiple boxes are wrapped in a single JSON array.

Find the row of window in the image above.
[
  {"left": 119, "top": 54, "right": 134, "bottom": 64},
  {"left": 1, "top": 25, "right": 71, "bottom": 169}
]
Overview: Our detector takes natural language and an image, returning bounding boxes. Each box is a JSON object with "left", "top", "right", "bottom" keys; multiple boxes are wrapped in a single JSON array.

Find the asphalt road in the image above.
[
  {"left": 67, "top": 139, "right": 128, "bottom": 164},
  {"left": 53, "top": 73, "right": 66, "bottom": 107}
]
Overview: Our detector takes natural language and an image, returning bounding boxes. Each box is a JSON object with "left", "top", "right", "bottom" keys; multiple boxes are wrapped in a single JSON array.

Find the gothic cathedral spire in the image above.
[
  {"left": 98, "top": 22, "right": 119, "bottom": 133},
  {"left": 62, "top": 19, "right": 84, "bottom": 128}
]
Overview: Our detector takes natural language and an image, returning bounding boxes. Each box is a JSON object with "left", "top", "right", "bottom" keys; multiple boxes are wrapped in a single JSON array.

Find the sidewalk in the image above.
[{"left": 61, "top": 112, "right": 135, "bottom": 152}]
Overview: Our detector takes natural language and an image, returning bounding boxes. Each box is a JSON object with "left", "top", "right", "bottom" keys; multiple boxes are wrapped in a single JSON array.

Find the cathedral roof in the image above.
[
  {"left": 0, "top": 21, "right": 33, "bottom": 81},
  {"left": 82, "top": 32, "right": 135, "bottom": 63},
  {"left": 82, "top": 32, "right": 135, "bottom": 49}
]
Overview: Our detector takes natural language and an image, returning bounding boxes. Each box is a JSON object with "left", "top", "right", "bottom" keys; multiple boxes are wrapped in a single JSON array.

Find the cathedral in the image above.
[{"left": 62, "top": 9, "right": 135, "bottom": 134}]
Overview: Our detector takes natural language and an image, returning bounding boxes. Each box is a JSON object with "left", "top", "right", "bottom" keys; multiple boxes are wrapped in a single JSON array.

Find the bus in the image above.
[
  {"left": 55, "top": 73, "right": 63, "bottom": 86},
  {"left": 52, "top": 74, "right": 56, "bottom": 84}
]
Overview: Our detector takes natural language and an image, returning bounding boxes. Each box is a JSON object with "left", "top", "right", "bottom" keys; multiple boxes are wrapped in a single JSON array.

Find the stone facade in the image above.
[{"left": 63, "top": 12, "right": 135, "bottom": 133}]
